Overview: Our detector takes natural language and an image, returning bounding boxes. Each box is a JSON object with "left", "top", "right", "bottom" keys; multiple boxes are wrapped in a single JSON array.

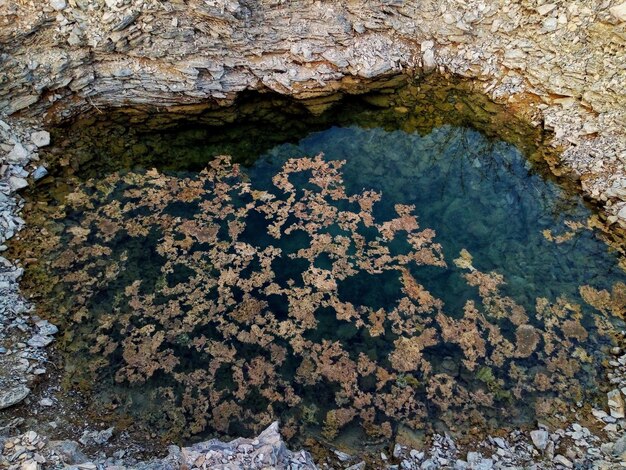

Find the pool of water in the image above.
[{"left": 18, "top": 100, "right": 626, "bottom": 452}]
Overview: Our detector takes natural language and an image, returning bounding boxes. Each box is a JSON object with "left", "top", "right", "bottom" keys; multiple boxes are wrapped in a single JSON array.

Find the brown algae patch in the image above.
[
  {"left": 16, "top": 152, "right": 626, "bottom": 449},
  {"left": 10, "top": 79, "right": 626, "bottom": 457}
]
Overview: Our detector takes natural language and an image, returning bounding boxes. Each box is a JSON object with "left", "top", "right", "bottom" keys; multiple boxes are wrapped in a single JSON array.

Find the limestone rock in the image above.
[
  {"left": 27, "top": 334, "right": 54, "bottom": 348},
  {"left": 345, "top": 462, "right": 365, "bottom": 470},
  {"left": 177, "top": 422, "right": 316, "bottom": 468},
  {"left": 50, "top": 0, "right": 66, "bottom": 11},
  {"left": 607, "top": 389, "right": 625, "bottom": 419},
  {"left": 7, "top": 95, "right": 38, "bottom": 114},
  {"left": 542, "top": 17, "right": 558, "bottom": 32},
  {"left": 8, "top": 176, "right": 28, "bottom": 192},
  {"left": 610, "top": 3, "right": 626, "bottom": 22},
  {"left": 554, "top": 455, "right": 573, "bottom": 468},
  {"left": 48, "top": 441, "right": 89, "bottom": 464},
  {"left": 0, "top": 385, "right": 30, "bottom": 410},
  {"left": 421, "top": 41, "right": 436, "bottom": 73},
  {"left": 20, "top": 461, "right": 39, "bottom": 470},
  {"left": 537, "top": 4, "right": 557, "bottom": 15},
  {"left": 7, "top": 143, "right": 29, "bottom": 164},
  {"left": 35, "top": 319, "right": 59, "bottom": 336},
  {"left": 31, "top": 130, "right": 50, "bottom": 147},
  {"left": 613, "top": 435, "right": 626, "bottom": 458},
  {"left": 79, "top": 427, "right": 114, "bottom": 446},
  {"left": 530, "top": 430, "right": 549, "bottom": 451}
]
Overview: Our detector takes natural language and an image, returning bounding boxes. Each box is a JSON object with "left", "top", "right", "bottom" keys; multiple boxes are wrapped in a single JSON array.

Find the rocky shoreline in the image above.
[
  {"left": 2, "top": 0, "right": 626, "bottom": 237},
  {"left": 1, "top": 0, "right": 626, "bottom": 468}
]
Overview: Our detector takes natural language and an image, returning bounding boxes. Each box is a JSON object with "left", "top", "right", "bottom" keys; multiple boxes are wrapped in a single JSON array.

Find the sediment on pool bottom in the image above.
[{"left": 10, "top": 79, "right": 626, "bottom": 457}]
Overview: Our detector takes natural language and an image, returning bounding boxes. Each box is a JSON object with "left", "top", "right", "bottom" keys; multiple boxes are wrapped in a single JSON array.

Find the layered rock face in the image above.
[{"left": 1, "top": 0, "right": 626, "bottom": 225}]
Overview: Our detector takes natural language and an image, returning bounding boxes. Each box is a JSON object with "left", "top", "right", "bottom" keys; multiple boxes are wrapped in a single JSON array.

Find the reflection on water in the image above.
[{"left": 22, "top": 125, "right": 626, "bottom": 451}]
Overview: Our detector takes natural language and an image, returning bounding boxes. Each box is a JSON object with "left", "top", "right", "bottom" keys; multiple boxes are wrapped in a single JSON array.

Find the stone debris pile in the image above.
[
  {"left": 0, "top": 119, "right": 56, "bottom": 424},
  {"left": 175, "top": 422, "right": 315, "bottom": 470},
  {"left": 385, "top": 420, "right": 626, "bottom": 469},
  {"left": 0, "top": 424, "right": 317, "bottom": 470},
  {"left": 2, "top": 418, "right": 626, "bottom": 469}
]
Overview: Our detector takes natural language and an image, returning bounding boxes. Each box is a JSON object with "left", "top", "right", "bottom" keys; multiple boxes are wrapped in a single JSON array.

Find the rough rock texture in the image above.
[
  {"left": 1, "top": 0, "right": 625, "bottom": 225},
  {"left": 1, "top": 0, "right": 626, "bottom": 469},
  {"left": 0, "top": 423, "right": 317, "bottom": 470}
]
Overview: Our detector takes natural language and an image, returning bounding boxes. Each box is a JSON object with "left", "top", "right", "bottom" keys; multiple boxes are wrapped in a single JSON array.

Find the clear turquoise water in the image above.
[
  {"left": 253, "top": 125, "right": 625, "bottom": 311},
  {"left": 40, "top": 123, "right": 626, "bottom": 448}
]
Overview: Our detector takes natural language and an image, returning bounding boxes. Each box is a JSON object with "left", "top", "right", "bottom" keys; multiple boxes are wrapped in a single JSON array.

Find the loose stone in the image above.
[
  {"left": 78, "top": 427, "right": 114, "bottom": 446},
  {"left": 536, "top": 4, "right": 557, "bottom": 15},
  {"left": 607, "top": 389, "right": 625, "bottom": 419},
  {"left": 542, "top": 17, "right": 558, "bottom": 32},
  {"left": 345, "top": 462, "right": 366, "bottom": 470},
  {"left": 7, "top": 143, "right": 29, "bottom": 165},
  {"left": 530, "top": 430, "right": 550, "bottom": 451},
  {"left": 30, "top": 131, "right": 50, "bottom": 147},
  {"left": 35, "top": 320, "right": 58, "bottom": 336},
  {"left": 49, "top": 0, "right": 67, "bottom": 11},
  {"left": 27, "top": 334, "right": 54, "bottom": 348},
  {"left": 613, "top": 435, "right": 626, "bottom": 458},
  {"left": 334, "top": 450, "right": 351, "bottom": 461},
  {"left": 32, "top": 166, "right": 48, "bottom": 181},
  {"left": 0, "top": 385, "right": 30, "bottom": 409},
  {"left": 554, "top": 455, "right": 574, "bottom": 468},
  {"left": 8, "top": 176, "right": 28, "bottom": 193}
]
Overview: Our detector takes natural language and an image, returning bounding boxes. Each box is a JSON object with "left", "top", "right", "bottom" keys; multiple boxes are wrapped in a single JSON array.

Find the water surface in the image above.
[{"left": 25, "top": 123, "right": 626, "bottom": 451}]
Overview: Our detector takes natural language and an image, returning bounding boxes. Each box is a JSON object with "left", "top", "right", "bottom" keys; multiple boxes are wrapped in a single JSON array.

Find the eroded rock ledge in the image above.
[
  {"left": 2, "top": 0, "right": 626, "bottom": 228},
  {"left": 1, "top": 0, "right": 626, "bottom": 469}
]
